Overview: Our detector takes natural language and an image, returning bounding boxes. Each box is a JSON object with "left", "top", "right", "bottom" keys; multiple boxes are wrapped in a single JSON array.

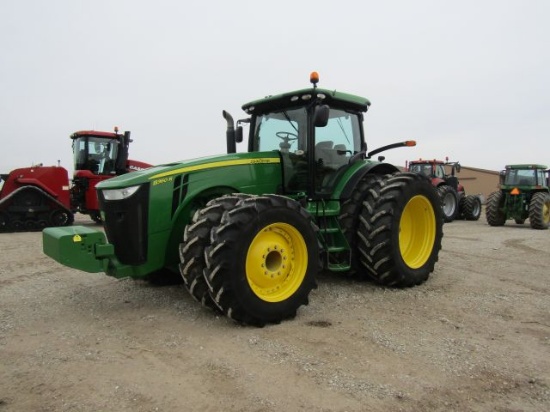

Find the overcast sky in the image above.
[{"left": 1, "top": 0, "right": 549, "bottom": 175}]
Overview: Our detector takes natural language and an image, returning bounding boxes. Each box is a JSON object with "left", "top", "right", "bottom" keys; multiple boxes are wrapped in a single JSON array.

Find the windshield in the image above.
[
  {"left": 409, "top": 163, "right": 433, "bottom": 176},
  {"left": 252, "top": 107, "right": 307, "bottom": 153},
  {"left": 504, "top": 169, "right": 538, "bottom": 186},
  {"left": 73, "top": 136, "right": 119, "bottom": 175}
]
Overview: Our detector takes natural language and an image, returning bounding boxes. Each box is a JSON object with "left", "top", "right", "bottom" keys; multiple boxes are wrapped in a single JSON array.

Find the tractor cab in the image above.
[
  {"left": 501, "top": 164, "right": 548, "bottom": 188},
  {"left": 247, "top": 103, "right": 363, "bottom": 196},
  {"left": 242, "top": 73, "right": 368, "bottom": 197},
  {"left": 224, "top": 72, "right": 412, "bottom": 199},
  {"left": 70, "top": 128, "right": 132, "bottom": 223},
  {"left": 71, "top": 128, "right": 131, "bottom": 176}
]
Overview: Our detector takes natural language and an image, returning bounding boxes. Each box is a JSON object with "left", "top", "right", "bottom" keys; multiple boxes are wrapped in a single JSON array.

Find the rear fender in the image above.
[{"left": 338, "top": 162, "right": 399, "bottom": 199}]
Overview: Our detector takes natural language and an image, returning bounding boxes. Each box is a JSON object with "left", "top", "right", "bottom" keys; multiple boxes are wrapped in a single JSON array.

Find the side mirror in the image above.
[
  {"left": 455, "top": 163, "right": 461, "bottom": 173},
  {"left": 235, "top": 126, "right": 243, "bottom": 143},
  {"left": 499, "top": 170, "right": 506, "bottom": 185},
  {"left": 313, "top": 105, "right": 330, "bottom": 127}
]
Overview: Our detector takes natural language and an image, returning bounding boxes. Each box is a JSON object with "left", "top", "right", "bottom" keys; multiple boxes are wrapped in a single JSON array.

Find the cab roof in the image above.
[
  {"left": 505, "top": 164, "right": 548, "bottom": 170},
  {"left": 70, "top": 130, "right": 120, "bottom": 140},
  {"left": 242, "top": 87, "right": 371, "bottom": 115}
]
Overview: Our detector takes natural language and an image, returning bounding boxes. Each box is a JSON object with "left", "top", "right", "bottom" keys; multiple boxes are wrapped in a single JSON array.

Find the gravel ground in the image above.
[{"left": 0, "top": 215, "right": 549, "bottom": 411}]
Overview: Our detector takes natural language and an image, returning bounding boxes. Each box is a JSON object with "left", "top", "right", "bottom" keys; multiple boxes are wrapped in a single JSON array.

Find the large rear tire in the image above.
[
  {"left": 437, "top": 185, "right": 459, "bottom": 222},
  {"left": 462, "top": 195, "right": 482, "bottom": 221},
  {"left": 204, "top": 195, "right": 319, "bottom": 326},
  {"left": 528, "top": 192, "right": 550, "bottom": 230},
  {"left": 357, "top": 172, "right": 443, "bottom": 287},
  {"left": 338, "top": 174, "right": 384, "bottom": 276},
  {"left": 486, "top": 191, "right": 506, "bottom": 226},
  {"left": 179, "top": 194, "right": 250, "bottom": 310}
]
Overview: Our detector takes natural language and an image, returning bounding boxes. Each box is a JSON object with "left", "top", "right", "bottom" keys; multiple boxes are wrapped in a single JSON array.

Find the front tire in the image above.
[
  {"left": 179, "top": 194, "right": 250, "bottom": 310},
  {"left": 528, "top": 192, "right": 550, "bottom": 230},
  {"left": 437, "top": 185, "right": 459, "bottom": 222},
  {"left": 357, "top": 172, "right": 443, "bottom": 287},
  {"left": 204, "top": 195, "right": 319, "bottom": 326}
]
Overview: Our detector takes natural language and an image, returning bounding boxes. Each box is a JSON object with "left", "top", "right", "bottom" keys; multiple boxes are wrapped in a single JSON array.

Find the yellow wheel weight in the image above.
[
  {"left": 245, "top": 223, "right": 308, "bottom": 302},
  {"left": 399, "top": 195, "right": 437, "bottom": 269}
]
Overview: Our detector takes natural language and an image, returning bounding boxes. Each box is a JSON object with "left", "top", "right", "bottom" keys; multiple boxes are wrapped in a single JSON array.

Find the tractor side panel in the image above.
[
  {"left": 98, "top": 157, "right": 284, "bottom": 277},
  {"left": 1, "top": 166, "right": 70, "bottom": 208}
]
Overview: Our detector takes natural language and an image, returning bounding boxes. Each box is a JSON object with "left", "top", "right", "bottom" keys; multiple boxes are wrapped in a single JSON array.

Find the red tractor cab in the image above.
[{"left": 70, "top": 128, "right": 151, "bottom": 223}]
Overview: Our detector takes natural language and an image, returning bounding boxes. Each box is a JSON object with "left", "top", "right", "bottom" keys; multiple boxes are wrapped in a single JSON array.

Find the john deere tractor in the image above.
[
  {"left": 43, "top": 73, "right": 443, "bottom": 326},
  {"left": 486, "top": 164, "right": 550, "bottom": 229}
]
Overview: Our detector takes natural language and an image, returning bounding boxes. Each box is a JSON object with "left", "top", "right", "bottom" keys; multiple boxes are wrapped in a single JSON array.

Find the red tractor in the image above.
[
  {"left": 407, "top": 158, "right": 481, "bottom": 222},
  {"left": 70, "top": 128, "right": 151, "bottom": 223},
  {"left": 0, "top": 128, "right": 151, "bottom": 232}
]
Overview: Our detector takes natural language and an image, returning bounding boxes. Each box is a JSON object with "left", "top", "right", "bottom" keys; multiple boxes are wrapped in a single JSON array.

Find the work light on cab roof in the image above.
[{"left": 310, "top": 71, "right": 320, "bottom": 87}]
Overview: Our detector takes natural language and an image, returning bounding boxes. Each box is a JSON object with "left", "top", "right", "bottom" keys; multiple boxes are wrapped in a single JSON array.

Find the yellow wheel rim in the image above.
[
  {"left": 399, "top": 195, "right": 436, "bottom": 269},
  {"left": 543, "top": 199, "right": 550, "bottom": 225},
  {"left": 245, "top": 223, "right": 308, "bottom": 302}
]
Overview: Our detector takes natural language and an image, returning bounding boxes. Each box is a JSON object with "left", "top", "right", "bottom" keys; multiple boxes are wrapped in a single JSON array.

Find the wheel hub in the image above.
[{"left": 246, "top": 223, "right": 307, "bottom": 302}]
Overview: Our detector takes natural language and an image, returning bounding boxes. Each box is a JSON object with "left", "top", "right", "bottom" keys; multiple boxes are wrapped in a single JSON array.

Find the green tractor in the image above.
[
  {"left": 486, "top": 164, "right": 550, "bottom": 229},
  {"left": 43, "top": 73, "right": 443, "bottom": 326}
]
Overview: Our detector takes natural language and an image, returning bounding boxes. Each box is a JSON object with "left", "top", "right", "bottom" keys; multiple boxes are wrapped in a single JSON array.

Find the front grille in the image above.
[{"left": 98, "top": 184, "right": 149, "bottom": 265}]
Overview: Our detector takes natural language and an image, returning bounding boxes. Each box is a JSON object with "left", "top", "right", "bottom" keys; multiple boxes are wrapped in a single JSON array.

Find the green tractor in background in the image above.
[
  {"left": 43, "top": 73, "right": 443, "bottom": 326},
  {"left": 486, "top": 164, "right": 550, "bottom": 229}
]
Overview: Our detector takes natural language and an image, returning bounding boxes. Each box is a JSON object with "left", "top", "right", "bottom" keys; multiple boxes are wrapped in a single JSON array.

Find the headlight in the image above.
[{"left": 102, "top": 185, "right": 140, "bottom": 200}]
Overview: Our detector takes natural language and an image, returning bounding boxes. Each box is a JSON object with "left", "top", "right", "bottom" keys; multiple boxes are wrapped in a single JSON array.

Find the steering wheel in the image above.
[{"left": 276, "top": 131, "right": 298, "bottom": 142}]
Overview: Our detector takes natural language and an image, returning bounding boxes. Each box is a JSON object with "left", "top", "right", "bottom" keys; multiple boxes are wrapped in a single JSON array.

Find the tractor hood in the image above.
[{"left": 96, "top": 152, "right": 280, "bottom": 190}]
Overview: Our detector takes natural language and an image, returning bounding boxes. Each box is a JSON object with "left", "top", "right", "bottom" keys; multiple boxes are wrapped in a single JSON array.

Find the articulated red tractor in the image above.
[
  {"left": 407, "top": 158, "right": 481, "bottom": 222},
  {"left": 0, "top": 128, "right": 151, "bottom": 232}
]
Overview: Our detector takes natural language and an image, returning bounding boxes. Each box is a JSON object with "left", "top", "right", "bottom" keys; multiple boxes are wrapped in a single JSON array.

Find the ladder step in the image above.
[
  {"left": 327, "top": 262, "right": 351, "bottom": 272},
  {"left": 326, "top": 246, "right": 347, "bottom": 253}
]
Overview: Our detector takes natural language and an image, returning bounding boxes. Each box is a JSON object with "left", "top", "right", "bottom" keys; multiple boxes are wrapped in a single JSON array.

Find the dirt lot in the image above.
[{"left": 0, "top": 215, "right": 549, "bottom": 412}]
